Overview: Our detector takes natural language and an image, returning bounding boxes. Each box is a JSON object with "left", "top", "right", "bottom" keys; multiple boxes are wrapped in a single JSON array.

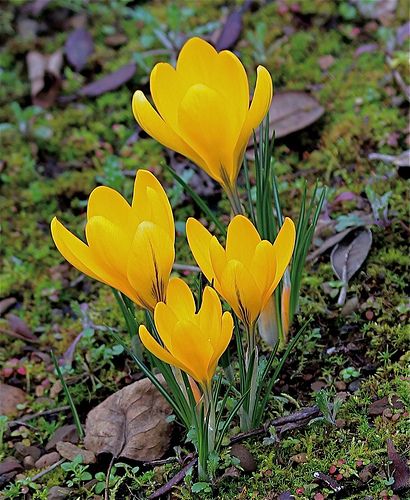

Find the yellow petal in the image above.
[
  {"left": 219, "top": 260, "right": 262, "bottom": 326},
  {"left": 132, "top": 90, "right": 205, "bottom": 168},
  {"left": 186, "top": 218, "right": 215, "bottom": 282},
  {"left": 51, "top": 217, "right": 101, "bottom": 281},
  {"left": 234, "top": 65, "right": 273, "bottom": 163},
  {"left": 127, "top": 222, "right": 175, "bottom": 309},
  {"left": 85, "top": 216, "right": 132, "bottom": 279},
  {"left": 226, "top": 215, "right": 261, "bottom": 268},
  {"left": 87, "top": 186, "right": 134, "bottom": 233},
  {"left": 139, "top": 325, "right": 189, "bottom": 373},
  {"left": 165, "top": 277, "right": 196, "bottom": 318},
  {"left": 153, "top": 301, "right": 177, "bottom": 352},
  {"left": 207, "top": 311, "right": 233, "bottom": 379},
  {"left": 150, "top": 62, "right": 185, "bottom": 130},
  {"left": 170, "top": 320, "right": 212, "bottom": 384},
  {"left": 198, "top": 286, "right": 221, "bottom": 347},
  {"left": 177, "top": 84, "right": 238, "bottom": 185},
  {"left": 176, "top": 37, "right": 218, "bottom": 86},
  {"left": 208, "top": 236, "right": 226, "bottom": 289},
  {"left": 251, "top": 240, "right": 277, "bottom": 297},
  {"left": 266, "top": 217, "right": 296, "bottom": 298},
  {"left": 132, "top": 170, "right": 174, "bottom": 240}
]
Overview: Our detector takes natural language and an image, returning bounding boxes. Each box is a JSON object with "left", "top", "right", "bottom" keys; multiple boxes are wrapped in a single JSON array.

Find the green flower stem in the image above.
[
  {"left": 225, "top": 184, "right": 244, "bottom": 216},
  {"left": 240, "top": 323, "right": 259, "bottom": 432}
]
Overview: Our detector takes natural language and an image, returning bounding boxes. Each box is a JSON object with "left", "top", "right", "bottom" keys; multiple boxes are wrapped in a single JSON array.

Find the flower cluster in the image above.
[{"left": 51, "top": 37, "right": 322, "bottom": 481}]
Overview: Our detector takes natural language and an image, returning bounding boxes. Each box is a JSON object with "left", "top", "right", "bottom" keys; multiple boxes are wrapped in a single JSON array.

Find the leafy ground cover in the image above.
[{"left": 0, "top": 0, "right": 409, "bottom": 499}]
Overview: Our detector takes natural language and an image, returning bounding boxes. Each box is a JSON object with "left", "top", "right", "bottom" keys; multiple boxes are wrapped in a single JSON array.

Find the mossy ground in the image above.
[{"left": 0, "top": 0, "right": 409, "bottom": 499}]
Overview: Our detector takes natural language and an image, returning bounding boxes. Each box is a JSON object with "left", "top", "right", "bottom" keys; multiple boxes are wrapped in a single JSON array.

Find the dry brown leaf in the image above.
[
  {"left": 0, "top": 383, "right": 27, "bottom": 416},
  {"left": 26, "top": 50, "right": 63, "bottom": 108},
  {"left": 5, "top": 313, "right": 39, "bottom": 343},
  {"left": 65, "top": 28, "right": 94, "bottom": 72},
  {"left": 84, "top": 377, "right": 172, "bottom": 461},
  {"left": 247, "top": 91, "right": 324, "bottom": 158}
]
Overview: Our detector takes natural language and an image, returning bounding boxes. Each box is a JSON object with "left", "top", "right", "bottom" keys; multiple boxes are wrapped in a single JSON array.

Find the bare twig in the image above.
[
  {"left": 229, "top": 406, "right": 321, "bottom": 444},
  {"left": 173, "top": 263, "right": 201, "bottom": 273},
  {"left": 148, "top": 458, "right": 197, "bottom": 499},
  {"left": 105, "top": 455, "right": 115, "bottom": 500},
  {"left": 30, "top": 458, "right": 65, "bottom": 482},
  {"left": 8, "top": 406, "right": 70, "bottom": 427}
]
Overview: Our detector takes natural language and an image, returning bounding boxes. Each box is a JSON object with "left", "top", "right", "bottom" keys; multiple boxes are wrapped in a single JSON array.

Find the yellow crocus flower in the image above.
[
  {"left": 51, "top": 170, "right": 174, "bottom": 311},
  {"left": 132, "top": 37, "right": 273, "bottom": 198},
  {"left": 186, "top": 215, "right": 295, "bottom": 329},
  {"left": 139, "top": 278, "right": 233, "bottom": 388}
]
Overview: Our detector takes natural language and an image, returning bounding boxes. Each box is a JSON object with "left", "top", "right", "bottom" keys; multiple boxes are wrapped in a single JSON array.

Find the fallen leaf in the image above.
[
  {"left": 6, "top": 313, "right": 39, "bottom": 343},
  {"left": 26, "top": 0, "right": 53, "bottom": 16},
  {"left": 352, "top": 0, "right": 397, "bottom": 23},
  {"left": 84, "top": 377, "right": 172, "bottom": 461},
  {"left": 26, "top": 50, "right": 63, "bottom": 108},
  {"left": 0, "top": 383, "right": 27, "bottom": 416},
  {"left": 247, "top": 91, "right": 324, "bottom": 157},
  {"left": 396, "top": 22, "right": 410, "bottom": 46},
  {"left": 387, "top": 439, "right": 410, "bottom": 491},
  {"left": 56, "top": 442, "right": 96, "bottom": 464},
  {"left": 354, "top": 43, "right": 378, "bottom": 57},
  {"left": 0, "top": 297, "right": 16, "bottom": 316},
  {"left": 331, "top": 227, "right": 372, "bottom": 305},
  {"left": 215, "top": 10, "right": 244, "bottom": 51},
  {"left": 105, "top": 33, "right": 128, "bottom": 47},
  {"left": 278, "top": 492, "right": 295, "bottom": 500},
  {"left": 65, "top": 28, "right": 94, "bottom": 72},
  {"left": 368, "top": 396, "right": 404, "bottom": 417},
  {"left": 308, "top": 227, "right": 357, "bottom": 262},
  {"left": 78, "top": 63, "right": 136, "bottom": 97}
]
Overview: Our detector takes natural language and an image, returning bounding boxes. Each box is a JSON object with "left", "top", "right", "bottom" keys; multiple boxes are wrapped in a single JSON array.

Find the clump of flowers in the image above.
[{"left": 51, "top": 37, "right": 325, "bottom": 481}]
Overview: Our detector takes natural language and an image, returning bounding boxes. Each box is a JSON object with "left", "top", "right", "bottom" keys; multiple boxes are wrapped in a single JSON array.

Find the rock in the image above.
[
  {"left": 23, "top": 455, "right": 35, "bottom": 469},
  {"left": 311, "top": 381, "right": 326, "bottom": 392},
  {"left": 47, "top": 486, "right": 72, "bottom": 500},
  {"left": 35, "top": 452, "right": 61, "bottom": 469},
  {"left": 230, "top": 443, "right": 257, "bottom": 472},
  {"left": 0, "top": 383, "right": 27, "bottom": 416},
  {"left": 14, "top": 443, "right": 42, "bottom": 461},
  {"left": 348, "top": 379, "right": 362, "bottom": 392},
  {"left": 0, "top": 456, "right": 22, "bottom": 475},
  {"left": 46, "top": 424, "right": 78, "bottom": 451},
  {"left": 56, "top": 442, "right": 96, "bottom": 464},
  {"left": 335, "top": 381, "right": 347, "bottom": 391}
]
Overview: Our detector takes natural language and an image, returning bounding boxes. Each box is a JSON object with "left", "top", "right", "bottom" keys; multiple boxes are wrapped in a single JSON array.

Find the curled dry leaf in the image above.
[
  {"left": 5, "top": 313, "right": 39, "bottom": 343},
  {"left": 247, "top": 91, "right": 324, "bottom": 158},
  {"left": 331, "top": 227, "right": 372, "bottom": 306},
  {"left": 387, "top": 439, "right": 410, "bottom": 491},
  {"left": 84, "top": 377, "right": 172, "bottom": 461},
  {"left": 65, "top": 28, "right": 94, "bottom": 72},
  {"left": 26, "top": 50, "right": 63, "bottom": 108}
]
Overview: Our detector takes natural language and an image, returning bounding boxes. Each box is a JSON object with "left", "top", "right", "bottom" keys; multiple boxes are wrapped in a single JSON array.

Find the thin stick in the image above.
[
  {"left": 30, "top": 458, "right": 65, "bottom": 481},
  {"left": 8, "top": 406, "right": 70, "bottom": 427}
]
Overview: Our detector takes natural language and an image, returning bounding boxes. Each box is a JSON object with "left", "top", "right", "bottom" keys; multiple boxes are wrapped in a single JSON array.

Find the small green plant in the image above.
[
  {"left": 340, "top": 366, "right": 360, "bottom": 382},
  {"left": 311, "top": 389, "right": 343, "bottom": 426},
  {"left": 61, "top": 455, "right": 92, "bottom": 488}
]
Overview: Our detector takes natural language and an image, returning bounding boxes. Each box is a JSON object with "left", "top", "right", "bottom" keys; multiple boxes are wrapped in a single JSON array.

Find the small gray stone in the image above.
[
  {"left": 56, "top": 442, "right": 96, "bottom": 464},
  {"left": 35, "top": 452, "right": 61, "bottom": 469}
]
